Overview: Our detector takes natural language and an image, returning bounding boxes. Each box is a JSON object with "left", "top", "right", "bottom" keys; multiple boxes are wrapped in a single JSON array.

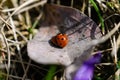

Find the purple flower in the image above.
[{"left": 74, "top": 53, "right": 101, "bottom": 80}]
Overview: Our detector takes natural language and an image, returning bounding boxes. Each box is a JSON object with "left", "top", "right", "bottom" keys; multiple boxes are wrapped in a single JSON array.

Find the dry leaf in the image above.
[{"left": 27, "top": 4, "right": 102, "bottom": 66}]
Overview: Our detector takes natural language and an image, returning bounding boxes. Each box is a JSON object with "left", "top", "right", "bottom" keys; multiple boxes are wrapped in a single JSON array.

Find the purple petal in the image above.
[
  {"left": 74, "top": 64, "right": 94, "bottom": 80},
  {"left": 85, "top": 52, "right": 102, "bottom": 65},
  {"left": 73, "top": 52, "right": 101, "bottom": 80}
]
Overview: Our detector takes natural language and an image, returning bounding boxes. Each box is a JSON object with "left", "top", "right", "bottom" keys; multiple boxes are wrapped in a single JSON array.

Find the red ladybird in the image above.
[{"left": 51, "top": 33, "right": 68, "bottom": 48}]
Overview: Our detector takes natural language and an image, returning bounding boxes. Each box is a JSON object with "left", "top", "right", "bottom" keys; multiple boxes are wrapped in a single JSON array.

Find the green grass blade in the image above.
[
  {"left": 45, "top": 65, "right": 57, "bottom": 80},
  {"left": 90, "top": 0, "right": 105, "bottom": 34}
]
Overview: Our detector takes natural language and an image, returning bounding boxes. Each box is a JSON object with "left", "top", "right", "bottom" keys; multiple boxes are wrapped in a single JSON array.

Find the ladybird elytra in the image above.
[{"left": 51, "top": 33, "right": 68, "bottom": 48}]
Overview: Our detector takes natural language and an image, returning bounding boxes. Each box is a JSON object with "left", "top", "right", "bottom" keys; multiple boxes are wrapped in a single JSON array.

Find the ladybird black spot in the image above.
[
  {"left": 61, "top": 37, "right": 65, "bottom": 40},
  {"left": 61, "top": 38, "right": 64, "bottom": 40}
]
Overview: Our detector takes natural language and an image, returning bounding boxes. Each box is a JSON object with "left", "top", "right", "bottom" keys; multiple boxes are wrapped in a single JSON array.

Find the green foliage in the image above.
[
  {"left": 45, "top": 65, "right": 57, "bottom": 80},
  {"left": 0, "top": 71, "right": 5, "bottom": 80},
  {"left": 94, "top": 76, "right": 103, "bottom": 80},
  {"left": 90, "top": 0, "right": 105, "bottom": 34},
  {"left": 117, "top": 61, "right": 120, "bottom": 69}
]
